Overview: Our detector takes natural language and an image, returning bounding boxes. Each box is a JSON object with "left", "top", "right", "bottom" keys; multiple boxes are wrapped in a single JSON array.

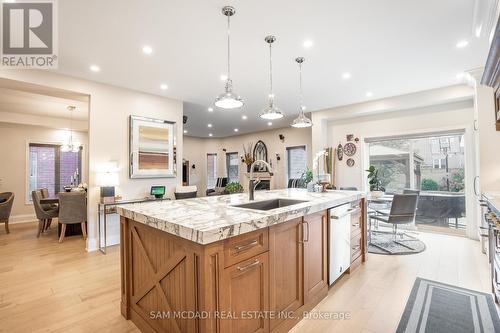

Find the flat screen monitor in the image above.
[{"left": 150, "top": 186, "right": 166, "bottom": 198}]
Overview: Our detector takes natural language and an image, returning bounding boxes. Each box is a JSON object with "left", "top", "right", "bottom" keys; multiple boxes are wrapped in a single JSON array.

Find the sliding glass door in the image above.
[{"left": 368, "top": 132, "right": 466, "bottom": 235}]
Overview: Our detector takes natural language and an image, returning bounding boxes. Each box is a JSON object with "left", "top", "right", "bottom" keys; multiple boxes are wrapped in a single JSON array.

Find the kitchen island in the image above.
[{"left": 117, "top": 189, "right": 366, "bottom": 333}]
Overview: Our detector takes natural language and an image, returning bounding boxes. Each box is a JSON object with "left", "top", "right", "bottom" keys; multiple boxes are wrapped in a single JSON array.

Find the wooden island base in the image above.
[{"left": 120, "top": 199, "right": 367, "bottom": 333}]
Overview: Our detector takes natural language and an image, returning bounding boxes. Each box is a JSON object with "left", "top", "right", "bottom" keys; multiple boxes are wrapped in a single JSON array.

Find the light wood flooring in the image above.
[{"left": 0, "top": 222, "right": 492, "bottom": 333}]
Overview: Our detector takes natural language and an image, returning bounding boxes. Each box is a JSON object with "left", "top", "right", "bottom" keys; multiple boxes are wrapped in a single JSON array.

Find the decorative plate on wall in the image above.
[
  {"left": 337, "top": 144, "right": 343, "bottom": 161},
  {"left": 343, "top": 142, "right": 356, "bottom": 157},
  {"left": 346, "top": 158, "right": 355, "bottom": 167}
]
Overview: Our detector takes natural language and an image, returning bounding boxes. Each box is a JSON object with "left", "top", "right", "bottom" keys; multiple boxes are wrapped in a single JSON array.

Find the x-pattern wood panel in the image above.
[{"left": 130, "top": 226, "right": 187, "bottom": 333}]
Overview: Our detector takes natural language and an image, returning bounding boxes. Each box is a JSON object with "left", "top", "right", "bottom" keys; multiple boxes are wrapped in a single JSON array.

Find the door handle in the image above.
[
  {"left": 303, "top": 221, "right": 310, "bottom": 243},
  {"left": 331, "top": 208, "right": 361, "bottom": 219}
]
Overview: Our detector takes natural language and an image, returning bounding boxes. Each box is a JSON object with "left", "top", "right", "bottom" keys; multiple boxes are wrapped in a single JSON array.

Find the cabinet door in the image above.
[
  {"left": 303, "top": 211, "right": 328, "bottom": 303},
  {"left": 220, "top": 252, "right": 270, "bottom": 333},
  {"left": 269, "top": 218, "right": 303, "bottom": 330}
]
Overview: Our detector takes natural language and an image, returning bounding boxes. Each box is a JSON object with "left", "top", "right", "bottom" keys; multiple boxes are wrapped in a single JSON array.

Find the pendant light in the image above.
[
  {"left": 214, "top": 6, "right": 244, "bottom": 109},
  {"left": 61, "top": 106, "right": 81, "bottom": 153},
  {"left": 291, "top": 57, "right": 312, "bottom": 128},
  {"left": 259, "top": 35, "right": 284, "bottom": 120}
]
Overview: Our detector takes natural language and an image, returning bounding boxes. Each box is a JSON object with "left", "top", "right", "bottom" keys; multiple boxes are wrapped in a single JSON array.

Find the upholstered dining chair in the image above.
[
  {"left": 369, "top": 194, "right": 419, "bottom": 246},
  {"left": 58, "top": 192, "right": 87, "bottom": 243},
  {"left": 175, "top": 185, "right": 198, "bottom": 199},
  {"left": 32, "top": 190, "right": 59, "bottom": 237},
  {"left": 0, "top": 192, "right": 14, "bottom": 234}
]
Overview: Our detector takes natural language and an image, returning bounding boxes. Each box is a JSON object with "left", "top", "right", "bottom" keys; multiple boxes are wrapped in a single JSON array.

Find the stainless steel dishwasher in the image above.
[{"left": 328, "top": 203, "right": 354, "bottom": 285}]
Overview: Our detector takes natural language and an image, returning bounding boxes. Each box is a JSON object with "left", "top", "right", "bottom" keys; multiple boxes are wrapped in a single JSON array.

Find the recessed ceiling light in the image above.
[
  {"left": 183, "top": 130, "right": 188, "bottom": 134},
  {"left": 342, "top": 72, "right": 351, "bottom": 79},
  {"left": 160, "top": 84, "right": 168, "bottom": 90},
  {"left": 303, "top": 40, "right": 313, "bottom": 48},
  {"left": 89, "top": 65, "right": 100, "bottom": 72},
  {"left": 220, "top": 74, "right": 228, "bottom": 81},
  {"left": 234, "top": 128, "right": 239, "bottom": 132},
  {"left": 267, "top": 122, "right": 272, "bottom": 126},
  {"left": 142, "top": 45, "right": 153, "bottom": 55},
  {"left": 456, "top": 40, "right": 469, "bottom": 48},
  {"left": 242, "top": 115, "right": 247, "bottom": 120},
  {"left": 207, "top": 123, "right": 212, "bottom": 128},
  {"left": 208, "top": 107, "right": 214, "bottom": 112},
  {"left": 366, "top": 91, "right": 373, "bottom": 97},
  {"left": 208, "top": 133, "right": 213, "bottom": 137}
]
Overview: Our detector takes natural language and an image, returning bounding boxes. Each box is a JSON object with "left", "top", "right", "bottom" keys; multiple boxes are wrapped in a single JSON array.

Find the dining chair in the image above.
[
  {"left": 175, "top": 185, "right": 198, "bottom": 199},
  {"left": 32, "top": 190, "right": 59, "bottom": 237},
  {"left": 369, "top": 194, "right": 419, "bottom": 247},
  {"left": 0, "top": 192, "right": 14, "bottom": 234},
  {"left": 58, "top": 192, "right": 87, "bottom": 243}
]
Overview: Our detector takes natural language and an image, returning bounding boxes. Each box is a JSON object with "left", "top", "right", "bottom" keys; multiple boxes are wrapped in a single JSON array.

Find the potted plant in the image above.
[
  {"left": 301, "top": 168, "right": 314, "bottom": 190},
  {"left": 242, "top": 143, "right": 254, "bottom": 173},
  {"left": 366, "top": 165, "right": 385, "bottom": 198},
  {"left": 225, "top": 182, "right": 244, "bottom": 194}
]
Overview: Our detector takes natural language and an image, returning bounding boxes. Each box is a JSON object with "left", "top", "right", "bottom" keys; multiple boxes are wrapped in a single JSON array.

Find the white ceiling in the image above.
[
  {"left": 56, "top": 0, "right": 491, "bottom": 137},
  {"left": 0, "top": 87, "right": 88, "bottom": 120}
]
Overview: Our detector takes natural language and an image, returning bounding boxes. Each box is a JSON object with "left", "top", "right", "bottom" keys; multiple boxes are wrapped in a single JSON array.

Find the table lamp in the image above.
[{"left": 96, "top": 171, "right": 119, "bottom": 203}]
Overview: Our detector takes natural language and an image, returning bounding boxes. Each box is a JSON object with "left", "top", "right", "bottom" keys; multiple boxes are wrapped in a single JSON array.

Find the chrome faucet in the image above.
[{"left": 248, "top": 159, "right": 273, "bottom": 201}]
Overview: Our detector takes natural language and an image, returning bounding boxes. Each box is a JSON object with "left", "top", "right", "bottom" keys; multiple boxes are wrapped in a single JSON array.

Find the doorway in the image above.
[{"left": 366, "top": 131, "right": 467, "bottom": 236}]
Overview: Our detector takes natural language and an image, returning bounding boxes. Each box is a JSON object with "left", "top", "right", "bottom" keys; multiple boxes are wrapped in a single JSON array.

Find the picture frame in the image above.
[{"left": 129, "top": 115, "right": 177, "bottom": 178}]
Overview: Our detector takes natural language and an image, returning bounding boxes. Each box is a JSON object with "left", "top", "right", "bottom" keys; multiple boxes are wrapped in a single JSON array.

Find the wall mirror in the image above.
[{"left": 253, "top": 140, "right": 268, "bottom": 172}]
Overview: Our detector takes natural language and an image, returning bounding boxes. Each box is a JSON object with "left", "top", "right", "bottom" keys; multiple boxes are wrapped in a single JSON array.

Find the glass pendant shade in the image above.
[
  {"left": 260, "top": 35, "right": 284, "bottom": 120},
  {"left": 259, "top": 95, "right": 284, "bottom": 119},
  {"left": 214, "top": 6, "right": 244, "bottom": 110},
  {"left": 291, "top": 57, "right": 312, "bottom": 128},
  {"left": 291, "top": 108, "right": 312, "bottom": 128},
  {"left": 214, "top": 79, "right": 244, "bottom": 109}
]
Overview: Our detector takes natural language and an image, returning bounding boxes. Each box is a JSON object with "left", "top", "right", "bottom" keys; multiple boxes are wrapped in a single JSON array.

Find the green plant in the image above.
[
  {"left": 225, "top": 182, "right": 244, "bottom": 194},
  {"left": 366, "top": 166, "right": 385, "bottom": 192},
  {"left": 301, "top": 168, "right": 314, "bottom": 184},
  {"left": 421, "top": 178, "right": 438, "bottom": 191}
]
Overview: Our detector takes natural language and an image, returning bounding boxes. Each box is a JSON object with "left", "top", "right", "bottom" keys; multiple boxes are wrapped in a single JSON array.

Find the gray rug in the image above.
[
  {"left": 397, "top": 278, "right": 500, "bottom": 333},
  {"left": 368, "top": 231, "right": 426, "bottom": 255}
]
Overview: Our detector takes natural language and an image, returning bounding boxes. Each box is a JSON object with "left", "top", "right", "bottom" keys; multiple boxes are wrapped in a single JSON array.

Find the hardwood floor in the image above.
[{"left": 0, "top": 222, "right": 491, "bottom": 333}]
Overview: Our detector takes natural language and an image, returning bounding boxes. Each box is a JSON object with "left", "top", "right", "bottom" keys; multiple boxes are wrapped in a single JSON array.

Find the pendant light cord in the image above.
[
  {"left": 227, "top": 14, "right": 231, "bottom": 80},
  {"left": 269, "top": 42, "right": 273, "bottom": 98},
  {"left": 299, "top": 61, "right": 303, "bottom": 115}
]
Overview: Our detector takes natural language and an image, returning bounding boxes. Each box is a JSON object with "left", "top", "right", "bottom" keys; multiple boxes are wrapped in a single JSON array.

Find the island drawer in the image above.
[{"left": 223, "top": 228, "right": 269, "bottom": 267}]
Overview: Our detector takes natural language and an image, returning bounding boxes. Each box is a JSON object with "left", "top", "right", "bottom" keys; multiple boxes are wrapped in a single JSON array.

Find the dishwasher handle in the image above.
[{"left": 331, "top": 207, "right": 361, "bottom": 220}]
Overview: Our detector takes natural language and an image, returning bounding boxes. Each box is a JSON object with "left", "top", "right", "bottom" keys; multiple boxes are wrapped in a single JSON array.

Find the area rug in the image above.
[
  {"left": 368, "top": 231, "right": 426, "bottom": 255},
  {"left": 396, "top": 278, "right": 500, "bottom": 333}
]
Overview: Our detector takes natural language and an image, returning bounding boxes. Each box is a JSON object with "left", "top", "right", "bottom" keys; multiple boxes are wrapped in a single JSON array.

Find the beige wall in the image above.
[
  {"left": 0, "top": 122, "right": 88, "bottom": 221},
  {"left": 0, "top": 70, "right": 183, "bottom": 251},
  {"left": 183, "top": 127, "right": 312, "bottom": 195}
]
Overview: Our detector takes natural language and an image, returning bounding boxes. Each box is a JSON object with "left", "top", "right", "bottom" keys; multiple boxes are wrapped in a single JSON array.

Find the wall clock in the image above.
[{"left": 343, "top": 142, "right": 356, "bottom": 157}]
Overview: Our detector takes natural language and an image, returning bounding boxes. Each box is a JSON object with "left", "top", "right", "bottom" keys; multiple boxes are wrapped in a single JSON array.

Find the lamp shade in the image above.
[{"left": 96, "top": 172, "right": 119, "bottom": 187}]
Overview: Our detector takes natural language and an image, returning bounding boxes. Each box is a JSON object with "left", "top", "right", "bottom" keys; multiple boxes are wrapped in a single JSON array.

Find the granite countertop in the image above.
[
  {"left": 117, "top": 188, "right": 365, "bottom": 245},
  {"left": 483, "top": 192, "right": 500, "bottom": 216}
]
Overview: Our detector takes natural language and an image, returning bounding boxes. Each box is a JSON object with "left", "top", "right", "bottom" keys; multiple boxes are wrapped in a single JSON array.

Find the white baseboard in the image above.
[{"left": 10, "top": 214, "right": 36, "bottom": 224}]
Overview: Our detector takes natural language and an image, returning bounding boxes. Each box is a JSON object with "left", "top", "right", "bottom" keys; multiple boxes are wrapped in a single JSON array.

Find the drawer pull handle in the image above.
[
  {"left": 237, "top": 259, "right": 260, "bottom": 272},
  {"left": 234, "top": 240, "right": 259, "bottom": 253},
  {"left": 331, "top": 208, "right": 361, "bottom": 219}
]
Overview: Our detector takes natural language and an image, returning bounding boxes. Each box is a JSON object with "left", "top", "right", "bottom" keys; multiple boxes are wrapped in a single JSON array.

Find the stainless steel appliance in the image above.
[{"left": 329, "top": 203, "right": 356, "bottom": 285}]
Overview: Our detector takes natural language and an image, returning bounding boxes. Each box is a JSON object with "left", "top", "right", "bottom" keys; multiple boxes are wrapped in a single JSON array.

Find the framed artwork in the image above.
[{"left": 129, "top": 115, "right": 177, "bottom": 178}]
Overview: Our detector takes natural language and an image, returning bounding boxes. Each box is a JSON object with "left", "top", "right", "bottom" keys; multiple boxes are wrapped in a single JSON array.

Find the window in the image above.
[
  {"left": 286, "top": 146, "right": 307, "bottom": 180},
  {"left": 28, "top": 143, "right": 82, "bottom": 201},
  {"left": 207, "top": 153, "right": 217, "bottom": 189},
  {"left": 226, "top": 152, "right": 239, "bottom": 183}
]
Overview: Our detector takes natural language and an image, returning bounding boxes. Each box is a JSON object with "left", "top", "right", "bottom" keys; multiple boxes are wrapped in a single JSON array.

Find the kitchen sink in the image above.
[{"left": 232, "top": 198, "right": 308, "bottom": 211}]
